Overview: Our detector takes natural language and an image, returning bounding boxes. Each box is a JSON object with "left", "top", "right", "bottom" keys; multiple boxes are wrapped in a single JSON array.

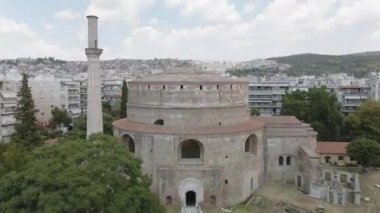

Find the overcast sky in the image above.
[{"left": 1, "top": 0, "right": 380, "bottom": 61}]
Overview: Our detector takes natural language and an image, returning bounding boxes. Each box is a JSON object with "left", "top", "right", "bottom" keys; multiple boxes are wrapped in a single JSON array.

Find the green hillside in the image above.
[{"left": 270, "top": 51, "right": 380, "bottom": 77}]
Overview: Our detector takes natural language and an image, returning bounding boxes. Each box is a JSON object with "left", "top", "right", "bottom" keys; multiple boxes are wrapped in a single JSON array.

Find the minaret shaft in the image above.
[{"left": 86, "top": 15, "right": 103, "bottom": 138}]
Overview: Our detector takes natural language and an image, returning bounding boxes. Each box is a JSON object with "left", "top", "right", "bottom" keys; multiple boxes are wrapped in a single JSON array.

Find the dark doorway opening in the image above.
[
  {"left": 186, "top": 191, "right": 196, "bottom": 206},
  {"left": 297, "top": 175, "right": 302, "bottom": 188}
]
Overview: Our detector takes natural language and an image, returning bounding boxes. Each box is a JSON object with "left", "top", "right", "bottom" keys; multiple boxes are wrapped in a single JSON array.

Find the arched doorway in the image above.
[
  {"left": 209, "top": 195, "right": 216, "bottom": 205},
  {"left": 186, "top": 191, "right": 196, "bottom": 206},
  {"left": 178, "top": 178, "right": 204, "bottom": 207},
  {"left": 297, "top": 175, "right": 302, "bottom": 187},
  {"left": 121, "top": 134, "right": 135, "bottom": 153}
]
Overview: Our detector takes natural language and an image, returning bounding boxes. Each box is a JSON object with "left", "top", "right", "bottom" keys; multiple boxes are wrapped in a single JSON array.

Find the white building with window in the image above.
[
  {"left": 29, "top": 75, "right": 81, "bottom": 125},
  {"left": 0, "top": 92, "right": 17, "bottom": 142}
]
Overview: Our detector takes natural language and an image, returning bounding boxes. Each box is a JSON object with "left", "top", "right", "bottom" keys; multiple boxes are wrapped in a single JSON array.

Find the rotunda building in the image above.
[{"left": 113, "top": 71, "right": 266, "bottom": 206}]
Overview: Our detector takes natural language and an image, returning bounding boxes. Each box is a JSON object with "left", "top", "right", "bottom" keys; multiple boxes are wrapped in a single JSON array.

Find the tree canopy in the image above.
[
  {"left": 250, "top": 107, "right": 260, "bottom": 116},
  {"left": 343, "top": 100, "right": 380, "bottom": 142},
  {"left": 346, "top": 137, "right": 380, "bottom": 169},
  {"left": 281, "top": 87, "right": 343, "bottom": 141},
  {"left": 0, "top": 134, "right": 164, "bottom": 213},
  {"left": 50, "top": 107, "right": 72, "bottom": 129},
  {"left": 13, "top": 73, "right": 42, "bottom": 149}
]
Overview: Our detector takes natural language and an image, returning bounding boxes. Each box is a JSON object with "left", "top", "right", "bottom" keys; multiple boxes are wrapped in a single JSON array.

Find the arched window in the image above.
[
  {"left": 286, "top": 156, "right": 291, "bottom": 165},
  {"left": 153, "top": 119, "right": 164, "bottom": 125},
  {"left": 122, "top": 134, "right": 135, "bottom": 153},
  {"left": 245, "top": 134, "right": 258, "bottom": 154},
  {"left": 166, "top": 196, "right": 172, "bottom": 205},
  {"left": 180, "top": 139, "right": 202, "bottom": 159},
  {"left": 279, "top": 156, "right": 284, "bottom": 165}
]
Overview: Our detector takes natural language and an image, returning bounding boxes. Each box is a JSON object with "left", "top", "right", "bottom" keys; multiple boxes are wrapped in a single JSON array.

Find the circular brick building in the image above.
[{"left": 113, "top": 71, "right": 265, "bottom": 207}]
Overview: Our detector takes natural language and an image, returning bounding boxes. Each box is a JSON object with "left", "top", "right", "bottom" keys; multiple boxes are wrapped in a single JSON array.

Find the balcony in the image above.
[
  {"left": 1, "top": 108, "right": 16, "bottom": 115},
  {"left": 1, "top": 127, "right": 15, "bottom": 136},
  {"left": 1, "top": 118, "right": 17, "bottom": 125}
]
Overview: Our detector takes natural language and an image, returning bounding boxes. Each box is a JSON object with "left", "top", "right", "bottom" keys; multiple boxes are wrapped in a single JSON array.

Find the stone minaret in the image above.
[{"left": 85, "top": 15, "right": 103, "bottom": 138}]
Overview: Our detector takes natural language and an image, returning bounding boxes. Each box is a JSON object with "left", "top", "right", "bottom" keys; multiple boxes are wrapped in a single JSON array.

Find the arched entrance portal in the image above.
[
  {"left": 186, "top": 191, "right": 196, "bottom": 206},
  {"left": 178, "top": 178, "right": 204, "bottom": 206}
]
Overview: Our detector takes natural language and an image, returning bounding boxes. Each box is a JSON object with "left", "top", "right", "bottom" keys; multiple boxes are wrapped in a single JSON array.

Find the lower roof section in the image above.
[{"left": 113, "top": 118, "right": 265, "bottom": 135}]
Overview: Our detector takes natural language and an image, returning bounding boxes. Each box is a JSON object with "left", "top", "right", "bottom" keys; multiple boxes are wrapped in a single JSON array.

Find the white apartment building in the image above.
[
  {"left": 248, "top": 73, "right": 372, "bottom": 116},
  {"left": 0, "top": 92, "right": 17, "bottom": 142},
  {"left": 338, "top": 85, "right": 371, "bottom": 114},
  {"left": 0, "top": 73, "right": 20, "bottom": 142},
  {"left": 29, "top": 75, "right": 81, "bottom": 125},
  {"left": 368, "top": 72, "right": 380, "bottom": 101},
  {"left": 101, "top": 79, "right": 123, "bottom": 104},
  {"left": 248, "top": 82, "right": 290, "bottom": 116}
]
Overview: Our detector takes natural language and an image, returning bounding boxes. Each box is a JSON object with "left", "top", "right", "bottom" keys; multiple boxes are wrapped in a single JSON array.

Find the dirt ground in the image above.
[{"left": 165, "top": 171, "right": 380, "bottom": 213}]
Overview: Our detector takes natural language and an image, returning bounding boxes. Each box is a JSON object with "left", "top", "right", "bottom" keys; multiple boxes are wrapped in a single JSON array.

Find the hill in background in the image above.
[{"left": 227, "top": 51, "right": 380, "bottom": 77}]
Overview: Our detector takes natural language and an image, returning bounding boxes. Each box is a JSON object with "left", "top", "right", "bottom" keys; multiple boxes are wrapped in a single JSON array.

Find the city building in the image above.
[
  {"left": 368, "top": 72, "right": 380, "bottom": 101},
  {"left": 248, "top": 82, "right": 290, "bottom": 116},
  {"left": 29, "top": 75, "right": 81, "bottom": 125},
  {"left": 101, "top": 79, "right": 123, "bottom": 104},
  {"left": 0, "top": 92, "right": 17, "bottom": 142},
  {"left": 338, "top": 85, "right": 370, "bottom": 114},
  {"left": 0, "top": 73, "right": 20, "bottom": 142}
]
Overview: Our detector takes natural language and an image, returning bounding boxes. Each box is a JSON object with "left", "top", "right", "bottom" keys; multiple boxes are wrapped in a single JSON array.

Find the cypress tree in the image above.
[
  {"left": 13, "top": 73, "right": 42, "bottom": 149},
  {"left": 120, "top": 80, "right": 128, "bottom": 118}
]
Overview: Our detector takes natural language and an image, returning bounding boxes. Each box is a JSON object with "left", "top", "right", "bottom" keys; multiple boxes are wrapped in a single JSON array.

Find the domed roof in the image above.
[{"left": 133, "top": 72, "right": 248, "bottom": 84}]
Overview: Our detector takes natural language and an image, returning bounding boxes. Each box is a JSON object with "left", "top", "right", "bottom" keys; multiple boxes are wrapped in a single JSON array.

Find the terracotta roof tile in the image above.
[
  {"left": 316, "top": 142, "right": 349, "bottom": 155},
  {"left": 113, "top": 119, "right": 265, "bottom": 135},
  {"left": 252, "top": 116, "right": 301, "bottom": 124}
]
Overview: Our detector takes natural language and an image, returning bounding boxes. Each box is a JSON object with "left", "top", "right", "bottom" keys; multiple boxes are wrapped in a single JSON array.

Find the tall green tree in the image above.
[
  {"left": 0, "top": 134, "right": 165, "bottom": 212},
  {"left": 346, "top": 137, "right": 380, "bottom": 170},
  {"left": 281, "top": 87, "right": 343, "bottom": 141},
  {"left": 281, "top": 90, "right": 308, "bottom": 120},
  {"left": 120, "top": 80, "right": 128, "bottom": 118},
  {"left": 50, "top": 107, "right": 72, "bottom": 129},
  {"left": 342, "top": 100, "right": 380, "bottom": 142},
  {"left": 13, "top": 73, "right": 42, "bottom": 149}
]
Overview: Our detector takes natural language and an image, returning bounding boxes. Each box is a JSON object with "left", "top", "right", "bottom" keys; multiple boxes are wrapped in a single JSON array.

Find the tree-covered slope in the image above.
[{"left": 270, "top": 51, "right": 380, "bottom": 77}]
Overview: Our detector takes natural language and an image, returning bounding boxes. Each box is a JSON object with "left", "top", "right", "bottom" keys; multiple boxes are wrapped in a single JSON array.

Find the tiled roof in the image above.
[
  {"left": 316, "top": 142, "right": 349, "bottom": 155},
  {"left": 252, "top": 116, "right": 301, "bottom": 124},
  {"left": 113, "top": 119, "right": 265, "bottom": 135}
]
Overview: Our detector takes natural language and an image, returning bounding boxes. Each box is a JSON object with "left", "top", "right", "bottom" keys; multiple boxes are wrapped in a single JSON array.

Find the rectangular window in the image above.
[
  {"left": 338, "top": 156, "right": 344, "bottom": 160},
  {"left": 325, "top": 172, "right": 331, "bottom": 181},
  {"left": 340, "top": 174, "right": 348, "bottom": 183}
]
